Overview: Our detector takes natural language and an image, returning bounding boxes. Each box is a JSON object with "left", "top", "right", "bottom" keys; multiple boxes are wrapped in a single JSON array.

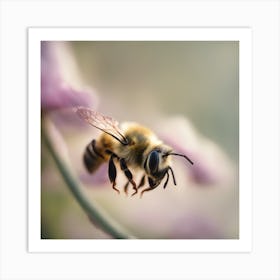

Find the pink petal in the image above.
[{"left": 41, "top": 41, "right": 98, "bottom": 111}]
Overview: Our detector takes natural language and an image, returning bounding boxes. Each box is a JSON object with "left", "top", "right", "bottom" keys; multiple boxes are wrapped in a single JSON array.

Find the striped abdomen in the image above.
[{"left": 83, "top": 139, "right": 105, "bottom": 173}]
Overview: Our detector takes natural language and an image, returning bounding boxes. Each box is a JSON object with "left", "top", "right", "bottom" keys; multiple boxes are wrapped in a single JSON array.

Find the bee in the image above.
[{"left": 76, "top": 107, "right": 193, "bottom": 197}]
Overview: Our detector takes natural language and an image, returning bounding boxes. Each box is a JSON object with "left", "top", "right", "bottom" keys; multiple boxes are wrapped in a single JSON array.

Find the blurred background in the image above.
[{"left": 41, "top": 41, "right": 239, "bottom": 239}]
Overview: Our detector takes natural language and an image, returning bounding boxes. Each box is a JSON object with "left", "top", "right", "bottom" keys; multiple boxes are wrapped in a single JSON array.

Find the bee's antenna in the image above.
[{"left": 164, "top": 152, "right": 194, "bottom": 165}]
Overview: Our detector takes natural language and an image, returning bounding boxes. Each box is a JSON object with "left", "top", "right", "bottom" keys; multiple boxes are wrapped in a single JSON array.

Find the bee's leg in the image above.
[
  {"left": 140, "top": 177, "right": 156, "bottom": 198},
  {"left": 163, "top": 170, "right": 170, "bottom": 189},
  {"left": 137, "top": 175, "right": 146, "bottom": 189},
  {"left": 124, "top": 175, "right": 144, "bottom": 196},
  {"left": 168, "top": 167, "right": 177, "bottom": 186},
  {"left": 119, "top": 158, "right": 137, "bottom": 196},
  {"left": 123, "top": 181, "right": 130, "bottom": 195},
  {"left": 108, "top": 154, "right": 120, "bottom": 194}
]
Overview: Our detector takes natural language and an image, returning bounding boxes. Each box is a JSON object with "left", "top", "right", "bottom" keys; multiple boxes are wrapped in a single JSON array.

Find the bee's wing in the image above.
[{"left": 75, "top": 107, "right": 128, "bottom": 145}]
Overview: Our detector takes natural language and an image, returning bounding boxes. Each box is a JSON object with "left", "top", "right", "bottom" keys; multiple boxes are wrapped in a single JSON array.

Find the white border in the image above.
[
  {"left": 28, "top": 27, "right": 252, "bottom": 253},
  {"left": 1, "top": 1, "right": 279, "bottom": 280}
]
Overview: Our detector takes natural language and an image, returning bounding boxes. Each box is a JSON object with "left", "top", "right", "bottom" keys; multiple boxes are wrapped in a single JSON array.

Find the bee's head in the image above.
[
  {"left": 144, "top": 147, "right": 171, "bottom": 187},
  {"left": 144, "top": 147, "right": 194, "bottom": 189}
]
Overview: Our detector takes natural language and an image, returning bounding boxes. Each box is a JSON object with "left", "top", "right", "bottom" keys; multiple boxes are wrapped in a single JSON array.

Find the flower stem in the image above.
[{"left": 42, "top": 119, "right": 134, "bottom": 239}]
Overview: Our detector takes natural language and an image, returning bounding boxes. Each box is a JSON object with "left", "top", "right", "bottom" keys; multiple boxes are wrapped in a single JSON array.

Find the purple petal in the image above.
[
  {"left": 157, "top": 116, "right": 233, "bottom": 186},
  {"left": 41, "top": 41, "right": 98, "bottom": 111}
]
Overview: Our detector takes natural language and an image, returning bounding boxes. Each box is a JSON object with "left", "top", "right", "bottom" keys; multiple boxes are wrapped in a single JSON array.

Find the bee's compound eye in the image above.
[{"left": 147, "top": 150, "right": 159, "bottom": 174}]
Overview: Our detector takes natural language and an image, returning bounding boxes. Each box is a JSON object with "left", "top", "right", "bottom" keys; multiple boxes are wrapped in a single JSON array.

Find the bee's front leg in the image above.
[
  {"left": 119, "top": 158, "right": 137, "bottom": 196},
  {"left": 163, "top": 170, "right": 170, "bottom": 189},
  {"left": 140, "top": 177, "right": 157, "bottom": 198}
]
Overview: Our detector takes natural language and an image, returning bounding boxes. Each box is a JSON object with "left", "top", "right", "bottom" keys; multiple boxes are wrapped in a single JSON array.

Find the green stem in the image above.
[{"left": 42, "top": 120, "right": 134, "bottom": 239}]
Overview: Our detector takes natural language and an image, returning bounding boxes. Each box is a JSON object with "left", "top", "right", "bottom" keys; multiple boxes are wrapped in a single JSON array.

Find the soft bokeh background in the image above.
[{"left": 41, "top": 41, "right": 239, "bottom": 239}]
